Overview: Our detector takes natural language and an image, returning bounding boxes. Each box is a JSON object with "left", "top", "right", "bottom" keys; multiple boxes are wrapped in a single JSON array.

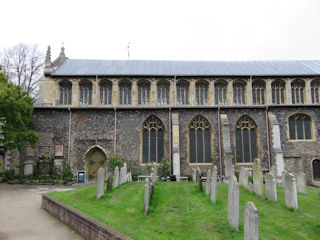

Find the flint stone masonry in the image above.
[
  {"left": 253, "top": 159, "right": 264, "bottom": 197},
  {"left": 144, "top": 179, "right": 149, "bottom": 215},
  {"left": 228, "top": 176, "right": 239, "bottom": 231},
  {"left": 211, "top": 166, "right": 218, "bottom": 203},
  {"left": 96, "top": 168, "right": 105, "bottom": 199},
  {"left": 265, "top": 172, "right": 277, "bottom": 202},
  {"left": 296, "top": 171, "right": 307, "bottom": 194},
  {"left": 205, "top": 169, "right": 212, "bottom": 197},
  {"left": 244, "top": 201, "right": 259, "bottom": 240},
  {"left": 113, "top": 167, "right": 119, "bottom": 188},
  {"left": 284, "top": 172, "right": 298, "bottom": 210}
]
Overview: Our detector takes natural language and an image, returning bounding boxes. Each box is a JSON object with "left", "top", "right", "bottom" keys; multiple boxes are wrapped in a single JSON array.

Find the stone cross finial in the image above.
[
  {"left": 59, "top": 45, "right": 66, "bottom": 59},
  {"left": 44, "top": 46, "right": 53, "bottom": 74}
]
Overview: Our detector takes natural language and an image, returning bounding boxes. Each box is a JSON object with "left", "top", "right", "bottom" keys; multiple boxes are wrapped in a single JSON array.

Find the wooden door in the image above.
[{"left": 87, "top": 149, "right": 106, "bottom": 181}]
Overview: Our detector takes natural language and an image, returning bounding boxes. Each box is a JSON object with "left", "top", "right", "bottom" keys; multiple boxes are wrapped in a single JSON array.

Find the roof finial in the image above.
[
  {"left": 59, "top": 42, "right": 66, "bottom": 59},
  {"left": 44, "top": 45, "right": 53, "bottom": 74}
]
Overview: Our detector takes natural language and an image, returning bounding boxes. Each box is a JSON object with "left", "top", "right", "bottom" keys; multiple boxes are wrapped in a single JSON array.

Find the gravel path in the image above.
[{"left": 0, "top": 183, "right": 86, "bottom": 240}]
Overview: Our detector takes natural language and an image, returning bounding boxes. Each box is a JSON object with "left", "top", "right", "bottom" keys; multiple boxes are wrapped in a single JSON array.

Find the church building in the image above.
[{"left": 19, "top": 47, "right": 320, "bottom": 185}]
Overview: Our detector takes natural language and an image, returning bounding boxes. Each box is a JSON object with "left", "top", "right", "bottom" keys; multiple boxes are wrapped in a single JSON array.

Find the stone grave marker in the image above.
[
  {"left": 253, "top": 158, "right": 264, "bottom": 197},
  {"left": 281, "top": 170, "right": 288, "bottom": 188},
  {"left": 284, "top": 172, "right": 298, "bottom": 210},
  {"left": 107, "top": 172, "right": 113, "bottom": 193},
  {"left": 152, "top": 163, "right": 157, "bottom": 183},
  {"left": 144, "top": 178, "right": 149, "bottom": 215},
  {"left": 149, "top": 182, "right": 155, "bottom": 205},
  {"left": 196, "top": 167, "right": 201, "bottom": 184},
  {"left": 192, "top": 168, "right": 196, "bottom": 182},
  {"left": 228, "top": 176, "right": 239, "bottom": 231},
  {"left": 205, "top": 169, "right": 212, "bottom": 197},
  {"left": 113, "top": 166, "right": 119, "bottom": 188},
  {"left": 270, "top": 164, "right": 277, "bottom": 182},
  {"left": 210, "top": 166, "right": 218, "bottom": 203},
  {"left": 96, "top": 167, "right": 105, "bottom": 199},
  {"left": 265, "top": 172, "right": 277, "bottom": 202},
  {"left": 239, "top": 167, "right": 249, "bottom": 189},
  {"left": 119, "top": 163, "right": 128, "bottom": 185},
  {"left": 296, "top": 171, "right": 307, "bottom": 194},
  {"left": 244, "top": 201, "right": 259, "bottom": 240}
]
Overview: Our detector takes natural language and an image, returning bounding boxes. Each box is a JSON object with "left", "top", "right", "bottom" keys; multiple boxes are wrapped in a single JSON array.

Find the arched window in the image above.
[
  {"left": 100, "top": 80, "right": 112, "bottom": 105},
  {"left": 119, "top": 81, "right": 131, "bottom": 105},
  {"left": 80, "top": 80, "right": 92, "bottom": 105},
  {"left": 215, "top": 81, "right": 227, "bottom": 105},
  {"left": 177, "top": 80, "right": 189, "bottom": 105},
  {"left": 138, "top": 82, "right": 150, "bottom": 105},
  {"left": 312, "top": 159, "right": 320, "bottom": 181},
  {"left": 272, "top": 80, "right": 285, "bottom": 104},
  {"left": 157, "top": 81, "right": 169, "bottom": 105},
  {"left": 196, "top": 81, "right": 208, "bottom": 105},
  {"left": 311, "top": 79, "right": 320, "bottom": 104},
  {"left": 252, "top": 80, "right": 265, "bottom": 105},
  {"left": 291, "top": 79, "right": 305, "bottom": 104},
  {"left": 288, "top": 114, "right": 312, "bottom": 140},
  {"left": 235, "top": 115, "right": 258, "bottom": 163},
  {"left": 59, "top": 80, "right": 72, "bottom": 105},
  {"left": 142, "top": 116, "right": 165, "bottom": 164},
  {"left": 189, "top": 115, "right": 212, "bottom": 164},
  {"left": 233, "top": 81, "right": 246, "bottom": 104}
]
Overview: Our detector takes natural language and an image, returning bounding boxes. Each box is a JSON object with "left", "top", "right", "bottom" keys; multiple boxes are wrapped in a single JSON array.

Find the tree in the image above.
[
  {"left": 0, "top": 44, "right": 44, "bottom": 99},
  {"left": 0, "top": 67, "right": 39, "bottom": 180}
]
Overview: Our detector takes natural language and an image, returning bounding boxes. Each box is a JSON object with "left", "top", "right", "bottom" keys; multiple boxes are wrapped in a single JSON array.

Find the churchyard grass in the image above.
[{"left": 49, "top": 182, "right": 320, "bottom": 240}]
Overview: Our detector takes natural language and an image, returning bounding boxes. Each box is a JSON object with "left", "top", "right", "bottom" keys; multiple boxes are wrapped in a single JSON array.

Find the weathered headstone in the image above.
[
  {"left": 195, "top": 167, "right": 201, "bottom": 184},
  {"left": 284, "top": 172, "right": 298, "bottom": 210},
  {"left": 113, "top": 166, "right": 119, "bottom": 188},
  {"left": 119, "top": 163, "right": 128, "bottom": 184},
  {"left": 244, "top": 201, "right": 259, "bottom": 240},
  {"left": 248, "top": 182, "right": 253, "bottom": 192},
  {"left": 281, "top": 170, "right": 288, "bottom": 188},
  {"left": 210, "top": 166, "right": 218, "bottom": 203},
  {"left": 296, "top": 171, "right": 307, "bottom": 194},
  {"left": 205, "top": 169, "right": 212, "bottom": 197},
  {"left": 126, "top": 172, "right": 132, "bottom": 182},
  {"left": 96, "top": 167, "right": 105, "bottom": 199},
  {"left": 198, "top": 179, "right": 203, "bottom": 192},
  {"left": 270, "top": 164, "right": 277, "bottom": 181},
  {"left": 144, "top": 179, "right": 149, "bottom": 215},
  {"left": 265, "top": 172, "right": 277, "bottom": 202},
  {"left": 149, "top": 182, "right": 155, "bottom": 205},
  {"left": 192, "top": 168, "right": 196, "bottom": 182},
  {"left": 152, "top": 163, "right": 157, "bottom": 183},
  {"left": 228, "top": 176, "right": 239, "bottom": 231},
  {"left": 239, "top": 167, "right": 249, "bottom": 189},
  {"left": 253, "top": 158, "right": 264, "bottom": 197},
  {"left": 107, "top": 173, "right": 113, "bottom": 192}
]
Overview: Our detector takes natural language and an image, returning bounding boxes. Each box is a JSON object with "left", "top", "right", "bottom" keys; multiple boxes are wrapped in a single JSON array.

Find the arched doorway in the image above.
[
  {"left": 312, "top": 159, "right": 320, "bottom": 182},
  {"left": 86, "top": 147, "right": 107, "bottom": 182}
]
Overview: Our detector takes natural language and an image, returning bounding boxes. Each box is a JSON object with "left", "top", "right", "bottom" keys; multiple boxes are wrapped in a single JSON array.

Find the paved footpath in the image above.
[{"left": 0, "top": 183, "right": 88, "bottom": 240}]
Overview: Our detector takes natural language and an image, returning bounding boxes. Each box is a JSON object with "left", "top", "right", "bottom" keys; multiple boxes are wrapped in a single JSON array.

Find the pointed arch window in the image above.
[
  {"left": 59, "top": 81, "right": 72, "bottom": 105},
  {"left": 291, "top": 80, "right": 305, "bottom": 104},
  {"left": 288, "top": 114, "right": 312, "bottom": 140},
  {"left": 312, "top": 159, "right": 320, "bottom": 181},
  {"left": 189, "top": 115, "right": 212, "bottom": 164},
  {"left": 252, "top": 80, "right": 265, "bottom": 105},
  {"left": 142, "top": 116, "right": 165, "bottom": 164},
  {"left": 100, "top": 80, "right": 112, "bottom": 105},
  {"left": 311, "top": 79, "right": 320, "bottom": 104},
  {"left": 80, "top": 81, "right": 92, "bottom": 105},
  {"left": 272, "top": 80, "right": 285, "bottom": 104},
  {"left": 138, "top": 82, "right": 150, "bottom": 105},
  {"left": 235, "top": 115, "right": 258, "bottom": 163},
  {"left": 177, "top": 81, "right": 189, "bottom": 105},
  {"left": 233, "top": 81, "right": 246, "bottom": 104},
  {"left": 215, "top": 81, "right": 227, "bottom": 105},
  {"left": 196, "top": 82, "right": 208, "bottom": 105},
  {"left": 119, "top": 82, "right": 131, "bottom": 105},
  {"left": 157, "top": 81, "right": 169, "bottom": 105}
]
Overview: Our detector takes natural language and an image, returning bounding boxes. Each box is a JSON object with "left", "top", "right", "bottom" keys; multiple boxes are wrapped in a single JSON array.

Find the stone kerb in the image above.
[
  {"left": 113, "top": 166, "right": 119, "bottom": 188},
  {"left": 228, "top": 176, "right": 239, "bottom": 231},
  {"left": 253, "top": 159, "right": 264, "bottom": 197},
  {"left": 144, "top": 179, "right": 149, "bottom": 215},
  {"left": 205, "top": 169, "right": 212, "bottom": 197},
  {"left": 284, "top": 172, "right": 298, "bottom": 210},
  {"left": 96, "top": 167, "right": 105, "bottom": 199},
  {"left": 244, "top": 201, "right": 259, "bottom": 240},
  {"left": 210, "top": 166, "right": 218, "bottom": 203},
  {"left": 265, "top": 172, "right": 277, "bottom": 202},
  {"left": 296, "top": 171, "right": 307, "bottom": 194}
]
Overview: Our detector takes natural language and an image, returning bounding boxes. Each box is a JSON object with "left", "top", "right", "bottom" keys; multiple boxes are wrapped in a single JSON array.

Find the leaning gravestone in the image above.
[
  {"left": 152, "top": 163, "right": 157, "bottom": 183},
  {"left": 244, "top": 201, "right": 259, "bottom": 240},
  {"left": 296, "top": 171, "right": 307, "bottom": 194},
  {"left": 96, "top": 167, "right": 105, "bottom": 199},
  {"left": 195, "top": 167, "right": 201, "bottom": 184},
  {"left": 205, "top": 169, "right": 212, "bottom": 197},
  {"left": 265, "top": 172, "right": 277, "bottom": 202},
  {"left": 192, "top": 168, "right": 196, "bottom": 182},
  {"left": 107, "top": 173, "right": 113, "bottom": 193},
  {"left": 253, "top": 158, "right": 264, "bottom": 197},
  {"left": 228, "top": 176, "right": 239, "bottom": 231},
  {"left": 239, "top": 167, "right": 249, "bottom": 189},
  {"left": 127, "top": 172, "right": 132, "bottom": 182},
  {"left": 149, "top": 182, "right": 155, "bottom": 205},
  {"left": 144, "top": 178, "right": 149, "bottom": 215},
  {"left": 284, "top": 172, "right": 298, "bottom": 210},
  {"left": 113, "top": 166, "right": 119, "bottom": 188},
  {"left": 210, "top": 166, "right": 218, "bottom": 203}
]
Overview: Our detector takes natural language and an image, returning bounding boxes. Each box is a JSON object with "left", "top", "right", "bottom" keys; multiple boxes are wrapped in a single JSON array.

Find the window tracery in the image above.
[
  {"left": 291, "top": 80, "right": 305, "bottom": 104},
  {"left": 288, "top": 114, "right": 312, "bottom": 140},
  {"left": 252, "top": 80, "right": 265, "bottom": 105},
  {"left": 196, "top": 82, "right": 208, "bottom": 105},
  {"left": 100, "top": 81, "right": 112, "bottom": 105},
  {"left": 119, "top": 82, "right": 131, "bottom": 105},
  {"left": 59, "top": 81, "right": 72, "bottom": 105},
  {"left": 233, "top": 81, "right": 246, "bottom": 104},
  {"left": 157, "top": 82, "right": 169, "bottom": 105},
  {"left": 311, "top": 79, "right": 320, "bottom": 104},
  {"left": 215, "top": 81, "right": 227, "bottom": 105},
  {"left": 271, "top": 80, "right": 285, "bottom": 104},
  {"left": 138, "top": 82, "right": 150, "bottom": 105},
  {"left": 177, "top": 81, "right": 189, "bottom": 105},
  {"left": 80, "top": 81, "right": 92, "bottom": 105}
]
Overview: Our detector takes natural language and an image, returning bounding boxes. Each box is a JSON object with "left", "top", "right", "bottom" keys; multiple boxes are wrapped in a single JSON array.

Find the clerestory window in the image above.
[
  {"left": 233, "top": 81, "right": 246, "bottom": 104},
  {"left": 272, "top": 80, "right": 285, "bottom": 104},
  {"left": 157, "top": 82, "right": 169, "bottom": 105},
  {"left": 215, "top": 81, "right": 227, "bottom": 105},
  {"left": 100, "top": 80, "right": 112, "bottom": 105},
  {"left": 291, "top": 80, "right": 305, "bottom": 104},
  {"left": 311, "top": 79, "right": 320, "bottom": 104},
  {"left": 252, "top": 80, "right": 265, "bottom": 105},
  {"left": 177, "top": 81, "right": 189, "bottom": 105},
  {"left": 196, "top": 82, "right": 208, "bottom": 105},
  {"left": 119, "top": 82, "right": 131, "bottom": 105},
  {"left": 59, "top": 81, "right": 72, "bottom": 105},
  {"left": 80, "top": 81, "right": 92, "bottom": 105},
  {"left": 138, "top": 82, "right": 150, "bottom": 105}
]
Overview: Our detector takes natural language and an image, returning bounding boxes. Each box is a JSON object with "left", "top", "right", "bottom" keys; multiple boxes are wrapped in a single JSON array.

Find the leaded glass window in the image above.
[
  {"left": 59, "top": 81, "right": 72, "bottom": 105},
  {"left": 100, "top": 81, "right": 112, "bottom": 105},
  {"left": 80, "top": 81, "right": 92, "bottom": 105},
  {"left": 252, "top": 80, "right": 265, "bottom": 105},
  {"left": 142, "top": 116, "right": 165, "bottom": 164},
  {"left": 215, "top": 81, "right": 227, "bottom": 105},
  {"left": 311, "top": 79, "right": 320, "bottom": 104},
  {"left": 138, "top": 82, "right": 150, "bottom": 105},
  {"left": 288, "top": 114, "right": 312, "bottom": 140},
  {"left": 235, "top": 115, "right": 258, "bottom": 163},
  {"left": 119, "top": 82, "right": 131, "bottom": 105},
  {"left": 313, "top": 159, "right": 320, "bottom": 181},
  {"left": 177, "top": 82, "right": 189, "bottom": 105},
  {"left": 291, "top": 80, "right": 305, "bottom": 104},
  {"left": 189, "top": 115, "right": 211, "bottom": 164},
  {"left": 272, "top": 80, "right": 285, "bottom": 104},
  {"left": 157, "top": 82, "right": 169, "bottom": 105},
  {"left": 233, "top": 82, "right": 246, "bottom": 104},
  {"left": 196, "top": 82, "right": 208, "bottom": 105}
]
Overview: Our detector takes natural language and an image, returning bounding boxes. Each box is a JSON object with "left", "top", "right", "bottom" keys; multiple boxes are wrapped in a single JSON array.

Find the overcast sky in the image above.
[{"left": 1, "top": 0, "right": 320, "bottom": 61}]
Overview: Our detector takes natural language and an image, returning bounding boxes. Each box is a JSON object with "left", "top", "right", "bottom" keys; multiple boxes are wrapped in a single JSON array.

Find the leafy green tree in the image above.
[{"left": 0, "top": 67, "right": 38, "bottom": 180}]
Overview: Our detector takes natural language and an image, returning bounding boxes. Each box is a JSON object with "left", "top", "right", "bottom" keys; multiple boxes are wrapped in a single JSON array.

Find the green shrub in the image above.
[
  {"left": 159, "top": 158, "right": 171, "bottom": 178},
  {"left": 108, "top": 154, "right": 123, "bottom": 172},
  {"left": 132, "top": 172, "right": 141, "bottom": 181},
  {"left": 248, "top": 175, "right": 253, "bottom": 183},
  {"left": 62, "top": 163, "right": 74, "bottom": 182},
  {"left": 2, "top": 169, "right": 15, "bottom": 182}
]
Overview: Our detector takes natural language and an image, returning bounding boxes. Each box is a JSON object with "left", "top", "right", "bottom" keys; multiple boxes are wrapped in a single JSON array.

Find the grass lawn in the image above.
[{"left": 49, "top": 182, "right": 320, "bottom": 240}]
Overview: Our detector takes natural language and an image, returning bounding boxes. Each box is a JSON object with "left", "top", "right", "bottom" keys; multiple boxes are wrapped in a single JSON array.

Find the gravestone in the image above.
[
  {"left": 244, "top": 201, "right": 259, "bottom": 240},
  {"left": 253, "top": 158, "right": 264, "bottom": 197},
  {"left": 107, "top": 173, "right": 113, "bottom": 192},
  {"left": 210, "top": 166, "right": 218, "bottom": 203},
  {"left": 96, "top": 167, "right": 105, "bottom": 199},
  {"left": 248, "top": 182, "right": 253, "bottom": 192},
  {"left": 296, "top": 171, "right": 307, "bottom": 194},
  {"left": 198, "top": 179, "right": 203, "bottom": 192},
  {"left": 284, "top": 172, "right": 298, "bottom": 210},
  {"left": 113, "top": 166, "right": 119, "bottom": 188},
  {"left": 149, "top": 182, "right": 155, "bottom": 205},
  {"left": 195, "top": 168, "right": 201, "bottom": 184},
  {"left": 265, "top": 172, "right": 277, "bottom": 202},
  {"left": 152, "top": 163, "right": 157, "bottom": 183},
  {"left": 228, "top": 176, "right": 239, "bottom": 231},
  {"left": 127, "top": 172, "right": 132, "bottom": 182},
  {"left": 239, "top": 167, "right": 249, "bottom": 189},
  {"left": 144, "top": 179, "right": 149, "bottom": 215},
  {"left": 205, "top": 169, "right": 212, "bottom": 197},
  {"left": 281, "top": 170, "right": 288, "bottom": 188},
  {"left": 270, "top": 165, "right": 277, "bottom": 182},
  {"left": 119, "top": 163, "right": 128, "bottom": 185},
  {"left": 192, "top": 168, "right": 196, "bottom": 182}
]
